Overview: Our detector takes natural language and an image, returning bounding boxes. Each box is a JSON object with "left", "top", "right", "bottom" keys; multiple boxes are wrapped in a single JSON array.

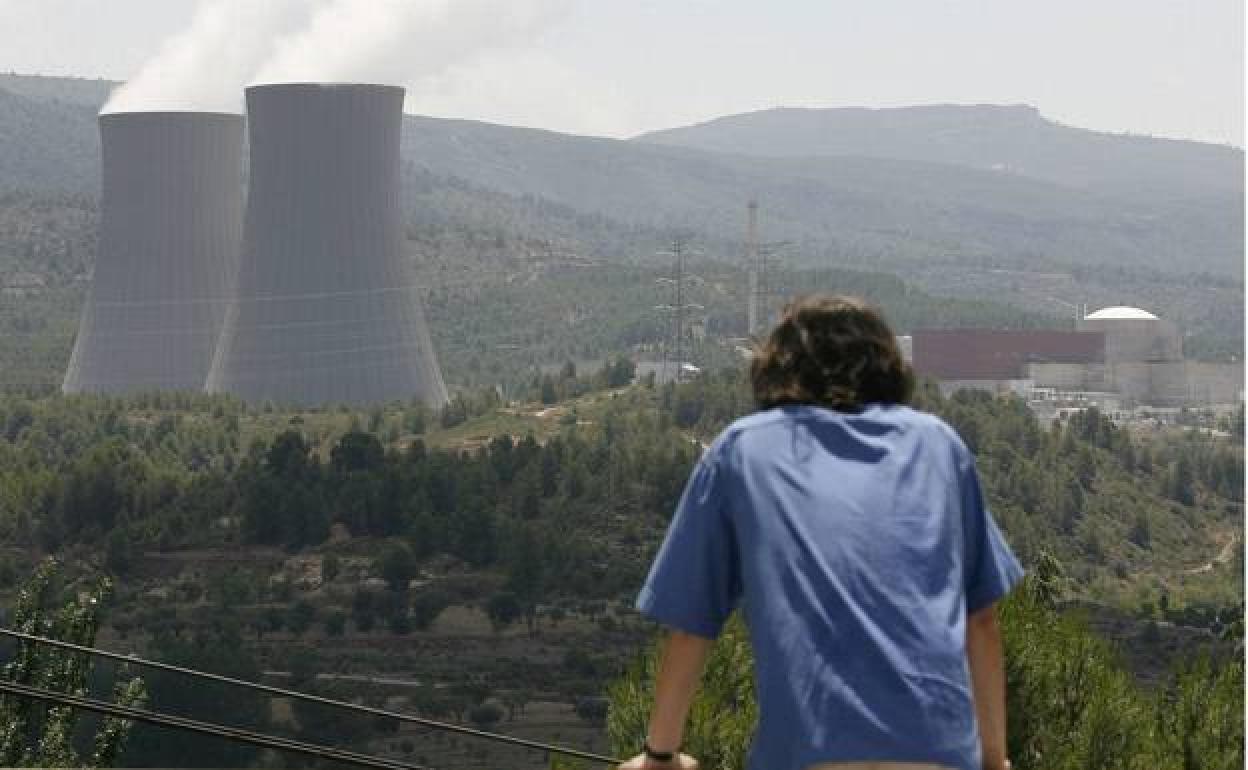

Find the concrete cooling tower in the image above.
[
  {"left": 64, "top": 112, "right": 244, "bottom": 394},
  {"left": 206, "top": 83, "right": 447, "bottom": 407}
]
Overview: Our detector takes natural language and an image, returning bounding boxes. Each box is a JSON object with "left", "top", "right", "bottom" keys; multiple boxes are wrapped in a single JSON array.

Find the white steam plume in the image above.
[
  {"left": 103, "top": 0, "right": 571, "bottom": 115},
  {"left": 410, "top": 50, "right": 636, "bottom": 137},
  {"left": 254, "top": 0, "right": 570, "bottom": 90},
  {"left": 102, "top": 0, "right": 314, "bottom": 114}
]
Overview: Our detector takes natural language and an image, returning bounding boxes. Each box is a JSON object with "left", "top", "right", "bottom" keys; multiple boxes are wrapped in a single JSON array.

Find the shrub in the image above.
[
  {"left": 410, "top": 589, "right": 453, "bottom": 630},
  {"left": 467, "top": 702, "right": 504, "bottom": 730}
]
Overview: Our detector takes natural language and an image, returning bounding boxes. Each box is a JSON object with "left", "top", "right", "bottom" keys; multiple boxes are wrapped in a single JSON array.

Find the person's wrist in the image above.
[{"left": 643, "top": 740, "right": 676, "bottom": 763}]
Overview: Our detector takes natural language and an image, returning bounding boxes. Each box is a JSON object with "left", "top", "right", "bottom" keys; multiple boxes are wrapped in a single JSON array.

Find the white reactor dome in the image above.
[{"left": 1084, "top": 306, "right": 1159, "bottom": 321}]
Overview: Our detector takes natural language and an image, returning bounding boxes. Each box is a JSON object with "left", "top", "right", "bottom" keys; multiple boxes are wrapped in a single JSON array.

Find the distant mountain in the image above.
[
  {"left": 0, "top": 87, "right": 98, "bottom": 194},
  {"left": 635, "top": 104, "right": 1243, "bottom": 201},
  {"left": 0, "top": 72, "right": 114, "bottom": 109},
  {"left": 0, "top": 75, "right": 1241, "bottom": 281},
  {"left": 403, "top": 114, "right": 1242, "bottom": 278}
]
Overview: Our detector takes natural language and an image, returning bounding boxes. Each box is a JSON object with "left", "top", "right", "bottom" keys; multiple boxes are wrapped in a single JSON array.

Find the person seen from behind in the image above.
[{"left": 619, "top": 295, "right": 1023, "bottom": 770}]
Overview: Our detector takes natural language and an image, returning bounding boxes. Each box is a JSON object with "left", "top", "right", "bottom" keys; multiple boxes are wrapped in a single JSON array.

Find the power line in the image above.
[
  {"left": 655, "top": 236, "right": 705, "bottom": 382},
  {"left": 0, "top": 627, "right": 622, "bottom": 766},
  {"left": 0, "top": 278, "right": 497, "bottom": 312},
  {"left": 0, "top": 679, "right": 432, "bottom": 770},
  {"left": 672, "top": 237, "right": 687, "bottom": 375},
  {"left": 86, "top": 283, "right": 431, "bottom": 308},
  {"left": 756, "top": 241, "right": 792, "bottom": 331},
  {"left": 746, "top": 200, "right": 759, "bottom": 337}
]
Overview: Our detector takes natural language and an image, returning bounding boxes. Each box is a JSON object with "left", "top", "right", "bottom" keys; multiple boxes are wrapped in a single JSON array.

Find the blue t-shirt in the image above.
[{"left": 637, "top": 404, "right": 1024, "bottom": 770}]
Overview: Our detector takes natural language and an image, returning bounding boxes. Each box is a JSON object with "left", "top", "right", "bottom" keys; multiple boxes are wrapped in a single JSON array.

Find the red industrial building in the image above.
[
  {"left": 912, "top": 308, "right": 1243, "bottom": 407},
  {"left": 912, "top": 329, "right": 1106, "bottom": 382}
]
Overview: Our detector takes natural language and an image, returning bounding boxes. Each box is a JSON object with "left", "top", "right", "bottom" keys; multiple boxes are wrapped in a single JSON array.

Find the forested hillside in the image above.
[
  {"left": 0, "top": 367, "right": 1239, "bottom": 767},
  {"left": 403, "top": 114, "right": 1243, "bottom": 281},
  {"left": 1, "top": 171, "right": 1071, "bottom": 392},
  {"left": 0, "top": 88, "right": 97, "bottom": 194},
  {"left": 0, "top": 73, "right": 113, "bottom": 107},
  {"left": 0, "top": 371, "right": 1239, "bottom": 617},
  {"left": 0, "top": 162, "right": 1237, "bottom": 391}
]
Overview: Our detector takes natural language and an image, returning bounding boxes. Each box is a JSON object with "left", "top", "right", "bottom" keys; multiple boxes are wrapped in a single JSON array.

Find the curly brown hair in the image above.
[{"left": 751, "top": 295, "right": 914, "bottom": 412}]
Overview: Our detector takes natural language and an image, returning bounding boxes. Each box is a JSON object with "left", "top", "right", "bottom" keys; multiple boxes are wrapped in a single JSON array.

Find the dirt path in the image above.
[{"left": 1183, "top": 530, "right": 1240, "bottom": 575}]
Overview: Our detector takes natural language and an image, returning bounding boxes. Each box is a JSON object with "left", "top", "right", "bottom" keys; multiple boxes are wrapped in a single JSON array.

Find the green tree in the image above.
[
  {"left": 574, "top": 696, "right": 608, "bottom": 726},
  {"left": 605, "top": 356, "right": 637, "bottom": 388},
  {"left": 0, "top": 560, "right": 146, "bottom": 768},
  {"left": 331, "top": 431, "right": 385, "bottom": 474},
  {"left": 607, "top": 586, "right": 1246, "bottom": 770},
  {"left": 607, "top": 615, "right": 756, "bottom": 769},
  {"left": 124, "top": 621, "right": 267, "bottom": 767},
  {"left": 485, "top": 592, "right": 523, "bottom": 632},
  {"left": 540, "top": 375, "right": 559, "bottom": 405},
  {"left": 1128, "top": 512, "right": 1152, "bottom": 550},
  {"left": 467, "top": 701, "right": 504, "bottom": 730},
  {"left": 324, "top": 610, "right": 347, "bottom": 637},
  {"left": 1030, "top": 550, "right": 1068, "bottom": 610},
  {"left": 410, "top": 589, "right": 452, "bottom": 631},
  {"left": 1168, "top": 456, "right": 1196, "bottom": 506},
  {"left": 104, "top": 528, "right": 135, "bottom": 576},
  {"left": 1153, "top": 655, "right": 1243, "bottom": 770},
  {"left": 321, "top": 553, "right": 341, "bottom": 583},
  {"left": 286, "top": 600, "right": 317, "bottom": 636},
  {"left": 287, "top": 647, "right": 319, "bottom": 688},
  {"left": 378, "top": 542, "right": 417, "bottom": 592}
]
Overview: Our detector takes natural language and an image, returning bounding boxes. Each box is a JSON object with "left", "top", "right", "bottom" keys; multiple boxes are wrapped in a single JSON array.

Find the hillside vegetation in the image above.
[
  {"left": 0, "top": 178, "right": 1238, "bottom": 392},
  {"left": 607, "top": 585, "right": 1243, "bottom": 770},
  {"left": 0, "top": 371, "right": 1239, "bottom": 619},
  {"left": 0, "top": 371, "right": 1240, "bottom": 767},
  {"left": 0, "top": 173, "right": 1073, "bottom": 392}
]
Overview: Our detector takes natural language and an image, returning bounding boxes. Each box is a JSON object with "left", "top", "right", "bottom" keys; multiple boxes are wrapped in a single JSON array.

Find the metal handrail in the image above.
[
  {"left": 0, "top": 679, "right": 430, "bottom": 770},
  {"left": 0, "top": 627, "right": 622, "bottom": 765}
]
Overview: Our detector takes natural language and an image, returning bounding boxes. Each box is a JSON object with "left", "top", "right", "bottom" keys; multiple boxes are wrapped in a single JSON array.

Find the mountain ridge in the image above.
[
  {"left": 634, "top": 104, "right": 1243, "bottom": 201},
  {"left": 0, "top": 73, "right": 1242, "bottom": 283}
]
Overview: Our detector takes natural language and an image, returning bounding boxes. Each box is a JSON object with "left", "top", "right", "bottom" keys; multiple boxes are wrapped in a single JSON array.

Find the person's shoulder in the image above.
[
  {"left": 887, "top": 404, "right": 953, "bottom": 433},
  {"left": 703, "top": 408, "right": 792, "bottom": 458},
  {"left": 719, "top": 404, "right": 941, "bottom": 435},
  {"left": 709, "top": 405, "right": 970, "bottom": 456},
  {"left": 892, "top": 406, "right": 973, "bottom": 459},
  {"left": 723, "top": 407, "right": 792, "bottom": 435}
]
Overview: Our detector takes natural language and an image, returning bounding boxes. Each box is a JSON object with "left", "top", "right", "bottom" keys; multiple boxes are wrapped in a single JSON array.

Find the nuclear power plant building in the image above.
[
  {"left": 912, "top": 306, "right": 1243, "bottom": 408},
  {"left": 1076, "top": 306, "right": 1187, "bottom": 405},
  {"left": 206, "top": 83, "right": 447, "bottom": 407},
  {"left": 64, "top": 112, "right": 244, "bottom": 394},
  {"left": 912, "top": 329, "right": 1107, "bottom": 398}
]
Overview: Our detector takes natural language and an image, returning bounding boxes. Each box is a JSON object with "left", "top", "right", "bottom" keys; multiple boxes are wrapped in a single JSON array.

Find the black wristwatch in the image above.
[{"left": 644, "top": 741, "right": 675, "bottom": 763}]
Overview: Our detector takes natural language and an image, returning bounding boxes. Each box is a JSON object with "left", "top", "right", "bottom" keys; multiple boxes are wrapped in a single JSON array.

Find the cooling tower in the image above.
[
  {"left": 63, "top": 112, "right": 243, "bottom": 394},
  {"left": 206, "top": 83, "right": 447, "bottom": 407}
]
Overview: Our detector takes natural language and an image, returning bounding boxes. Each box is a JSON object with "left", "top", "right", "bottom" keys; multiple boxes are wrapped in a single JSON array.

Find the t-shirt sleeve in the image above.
[
  {"left": 959, "top": 448, "right": 1025, "bottom": 613},
  {"left": 636, "top": 452, "right": 740, "bottom": 639}
]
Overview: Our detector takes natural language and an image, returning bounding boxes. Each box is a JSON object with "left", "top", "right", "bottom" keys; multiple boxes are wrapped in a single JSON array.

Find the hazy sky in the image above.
[{"left": 0, "top": 0, "right": 1242, "bottom": 144}]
